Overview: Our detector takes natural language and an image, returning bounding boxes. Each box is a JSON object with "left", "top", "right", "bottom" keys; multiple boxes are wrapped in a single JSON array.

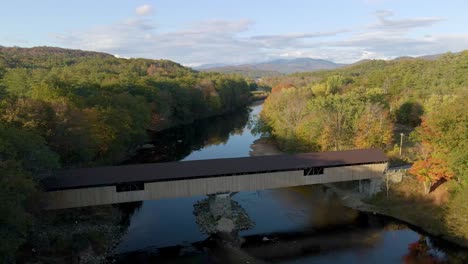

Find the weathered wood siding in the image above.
[{"left": 45, "top": 163, "right": 387, "bottom": 209}]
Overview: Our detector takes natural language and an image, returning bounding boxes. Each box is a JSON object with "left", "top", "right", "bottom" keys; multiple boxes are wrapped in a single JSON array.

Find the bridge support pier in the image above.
[
  {"left": 357, "top": 179, "right": 384, "bottom": 197},
  {"left": 193, "top": 193, "right": 254, "bottom": 235},
  {"left": 208, "top": 193, "right": 232, "bottom": 219}
]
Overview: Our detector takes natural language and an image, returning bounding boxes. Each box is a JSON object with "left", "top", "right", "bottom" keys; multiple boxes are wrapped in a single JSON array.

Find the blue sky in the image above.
[{"left": 1, "top": 0, "right": 467, "bottom": 65}]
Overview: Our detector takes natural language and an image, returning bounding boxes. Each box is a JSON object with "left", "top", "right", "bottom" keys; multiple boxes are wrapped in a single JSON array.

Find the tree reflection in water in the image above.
[
  {"left": 124, "top": 106, "right": 251, "bottom": 164},
  {"left": 403, "top": 236, "right": 443, "bottom": 263}
]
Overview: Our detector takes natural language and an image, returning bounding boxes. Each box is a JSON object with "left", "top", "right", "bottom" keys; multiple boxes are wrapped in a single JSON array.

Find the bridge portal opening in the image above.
[
  {"left": 116, "top": 182, "right": 145, "bottom": 192},
  {"left": 303, "top": 167, "right": 324, "bottom": 176}
]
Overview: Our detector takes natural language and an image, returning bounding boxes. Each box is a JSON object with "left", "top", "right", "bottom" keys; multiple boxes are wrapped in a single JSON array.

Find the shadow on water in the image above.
[{"left": 114, "top": 202, "right": 143, "bottom": 227}]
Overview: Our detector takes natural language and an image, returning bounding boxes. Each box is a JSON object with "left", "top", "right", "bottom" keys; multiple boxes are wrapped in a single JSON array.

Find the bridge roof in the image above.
[{"left": 42, "top": 148, "right": 387, "bottom": 191}]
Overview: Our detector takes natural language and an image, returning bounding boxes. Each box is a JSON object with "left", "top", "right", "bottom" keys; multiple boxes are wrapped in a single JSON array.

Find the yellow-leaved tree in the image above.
[{"left": 354, "top": 104, "right": 393, "bottom": 149}]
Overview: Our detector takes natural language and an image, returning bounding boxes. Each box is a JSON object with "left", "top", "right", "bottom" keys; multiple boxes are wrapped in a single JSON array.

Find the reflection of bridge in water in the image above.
[{"left": 42, "top": 149, "right": 388, "bottom": 209}]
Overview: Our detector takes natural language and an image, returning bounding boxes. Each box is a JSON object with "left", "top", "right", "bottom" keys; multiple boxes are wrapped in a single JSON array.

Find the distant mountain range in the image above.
[
  {"left": 195, "top": 53, "right": 452, "bottom": 78},
  {"left": 195, "top": 58, "right": 346, "bottom": 78}
]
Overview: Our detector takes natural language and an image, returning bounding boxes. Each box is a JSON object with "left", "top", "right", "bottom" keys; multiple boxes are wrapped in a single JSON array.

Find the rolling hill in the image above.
[{"left": 197, "top": 58, "right": 346, "bottom": 78}]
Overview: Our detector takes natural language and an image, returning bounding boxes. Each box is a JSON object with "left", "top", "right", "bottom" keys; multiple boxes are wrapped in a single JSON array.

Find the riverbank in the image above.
[
  {"left": 250, "top": 91, "right": 269, "bottom": 101},
  {"left": 249, "top": 137, "right": 282, "bottom": 156},
  {"left": 17, "top": 205, "right": 128, "bottom": 263},
  {"left": 327, "top": 181, "right": 468, "bottom": 248},
  {"left": 366, "top": 179, "right": 467, "bottom": 248},
  {"left": 251, "top": 137, "right": 468, "bottom": 248}
]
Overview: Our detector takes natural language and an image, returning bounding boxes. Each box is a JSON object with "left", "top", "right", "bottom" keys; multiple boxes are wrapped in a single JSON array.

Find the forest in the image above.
[
  {"left": 259, "top": 51, "right": 467, "bottom": 179},
  {"left": 257, "top": 51, "right": 468, "bottom": 245},
  {"left": 0, "top": 46, "right": 253, "bottom": 259}
]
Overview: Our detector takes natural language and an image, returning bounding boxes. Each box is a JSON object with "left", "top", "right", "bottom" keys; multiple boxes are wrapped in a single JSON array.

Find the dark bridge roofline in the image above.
[{"left": 42, "top": 148, "right": 388, "bottom": 191}]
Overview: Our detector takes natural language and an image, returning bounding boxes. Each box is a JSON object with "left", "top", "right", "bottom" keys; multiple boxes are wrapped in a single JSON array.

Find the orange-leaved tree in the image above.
[
  {"left": 409, "top": 157, "right": 454, "bottom": 194},
  {"left": 271, "top": 83, "right": 295, "bottom": 93}
]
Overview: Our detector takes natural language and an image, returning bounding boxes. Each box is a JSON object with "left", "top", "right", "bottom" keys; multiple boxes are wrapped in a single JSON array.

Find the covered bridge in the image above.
[{"left": 42, "top": 148, "right": 388, "bottom": 209}]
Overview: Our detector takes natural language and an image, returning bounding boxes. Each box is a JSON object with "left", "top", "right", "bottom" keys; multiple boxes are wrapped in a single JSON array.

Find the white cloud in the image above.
[
  {"left": 51, "top": 10, "right": 466, "bottom": 65},
  {"left": 372, "top": 9, "right": 444, "bottom": 31},
  {"left": 135, "top": 4, "right": 153, "bottom": 16},
  {"left": 52, "top": 18, "right": 156, "bottom": 51},
  {"left": 250, "top": 30, "right": 349, "bottom": 48},
  {"left": 252, "top": 30, "right": 348, "bottom": 41}
]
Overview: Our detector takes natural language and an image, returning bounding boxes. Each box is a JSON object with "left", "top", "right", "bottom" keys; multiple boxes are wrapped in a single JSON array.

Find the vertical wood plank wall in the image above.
[{"left": 45, "top": 163, "right": 387, "bottom": 209}]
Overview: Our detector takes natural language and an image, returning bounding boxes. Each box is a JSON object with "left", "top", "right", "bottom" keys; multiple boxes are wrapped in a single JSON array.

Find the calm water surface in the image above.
[{"left": 114, "top": 102, "right": 465, "bottom": 263}]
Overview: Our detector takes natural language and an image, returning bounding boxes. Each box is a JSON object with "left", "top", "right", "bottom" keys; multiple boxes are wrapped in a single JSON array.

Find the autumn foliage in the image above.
[
  {"left": 403, "top": 236, "right": 442, "bottom": 264},
  {"left": 354, "top": 105, "right": 393, "bottom": 149},
  {"left": 271, "top": 83, "right": 295, "bottom": 93},
  {"left": 409, "top": 157, "right": 454, "bottom": 193},
  {"left": 409, "top": 95, "right": 467, "bottom": 192}
]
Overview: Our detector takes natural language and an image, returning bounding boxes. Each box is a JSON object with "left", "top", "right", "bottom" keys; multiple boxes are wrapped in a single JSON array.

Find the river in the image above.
[{"left": 113, "top": 102, "right": 465, "bottom": 263}]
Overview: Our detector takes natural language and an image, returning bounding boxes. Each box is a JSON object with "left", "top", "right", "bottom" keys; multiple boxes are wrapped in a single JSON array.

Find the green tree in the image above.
[
  {"left": 261, "top": 88, "right": 312, "bottom": 150},
  {"left": 0, "top": 122, "right": 59, "bottom": 172},
  {"left": 396, "top": 101, "right": 424, "bottom": 127},
  {"left": 0, "top": 123, "right": 59, "bottom": 261},
  {"left": 2, "top": 68, "right": 32, "bottom": 97},
  {"left": 0, "top": 161, "right": 37, "bottom": 262},
  {"left": 310, "top": 93, "right": 361, "bottom": 150}
]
